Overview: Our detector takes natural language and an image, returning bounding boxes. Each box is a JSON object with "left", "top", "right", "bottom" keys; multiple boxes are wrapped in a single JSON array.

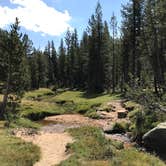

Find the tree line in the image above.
[{"left": 0, "top": 0, "right": 165, "bottom": 117}]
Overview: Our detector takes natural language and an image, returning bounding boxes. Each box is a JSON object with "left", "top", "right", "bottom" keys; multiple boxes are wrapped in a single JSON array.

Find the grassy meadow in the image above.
[
  {"left": 20, "top": 88, "right": 120, "bottom": 121},
  {"left": 0, "top": 121, "right": 40, "bottom": 166}
]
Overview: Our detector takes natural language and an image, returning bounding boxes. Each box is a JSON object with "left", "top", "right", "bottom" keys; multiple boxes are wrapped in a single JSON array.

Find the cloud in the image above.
[{"left": 0, "top": 0, "right": 72, "bottom": 36}]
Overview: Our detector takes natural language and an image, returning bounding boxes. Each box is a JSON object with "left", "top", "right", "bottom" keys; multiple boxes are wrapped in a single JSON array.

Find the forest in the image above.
[{"left": 0, "top": 0, "right": 166, "bottom": 166}]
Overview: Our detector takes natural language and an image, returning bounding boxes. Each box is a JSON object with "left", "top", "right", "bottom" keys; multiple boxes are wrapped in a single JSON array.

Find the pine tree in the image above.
[
  {"left": 121, "top": 0, "right": 143, "bottom": 89},
  {"left": 79, "top": 31, "right": 89, "bottom": 89},
  {"left": 0, "top": 29, "right": 9, "bottom": 86},
  {"left": 102, "top": 21, "right": 111, "bottom": 91},
  {"left": 0, "top": 18, "right": 28, "bottom": 117},
  {"left": 51, "top": 41, "right": 58, "bottom": 85},
  {"left": 58, "top": 39, "right": 67, "bottom": 87},
  {"left": 28, "top": 49, "right": 39, "bottom": 89},
  {"left": 110, "top": 13, "right": 118, "bottom": 92},
  {"left": 44, "top": 41, "right": 53, "bottom": 86},
  {"left": 65, "top": 29, "right": 72, "bottom": 87},
  {"left": 22, "top": 34, "right": 33, "bottom": 90},
  {"left": 143, "top": 0, "right": 165, "bottom": 95},
  {"left": 88, "top": 2, "right": 104, "bottom": 93}
]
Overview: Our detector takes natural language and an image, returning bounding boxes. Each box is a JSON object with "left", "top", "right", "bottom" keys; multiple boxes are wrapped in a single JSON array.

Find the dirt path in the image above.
[
  {"left": 16, "top": 130, "right": 73, "bottom": 166},
  {"left": 16, "top": 100, "right": 129, "bottom": 166}
]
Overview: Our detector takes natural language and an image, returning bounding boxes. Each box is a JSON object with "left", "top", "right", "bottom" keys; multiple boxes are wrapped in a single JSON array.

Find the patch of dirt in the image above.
[{"left": 15, "top": 130, "right": 73, "bottom": 166}]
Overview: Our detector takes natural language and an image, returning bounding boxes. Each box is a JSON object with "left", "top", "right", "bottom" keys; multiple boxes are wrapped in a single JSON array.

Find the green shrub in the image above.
[
  {"left": 110, "top": 122, "right": 130, "bottom": 134},
  {"left": 123, "top": 101, "right": 141, "bottom": 111}
]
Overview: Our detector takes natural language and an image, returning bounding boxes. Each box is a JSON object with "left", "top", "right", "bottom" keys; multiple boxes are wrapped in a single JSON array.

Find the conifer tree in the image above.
[
  {"left": 88, "top": 2, "right": 104, "bottom": 93},
  {"left": 102, "top": 21, "right": 111, "bottom": 90},
  {"left": 79, "top": 31, "right": 89, "bottom": 88},
  {"left": 51, "top": 41, "right": 58, "bottom": 85},
  {"left": 110, "top": 13, "right": 118, "bottom": 92},
  {"left": 0, "top": 18, "right": 28, "bottom": 117},
  {"left": 58, "top": 39, "right": 67, "bottom": 87}
]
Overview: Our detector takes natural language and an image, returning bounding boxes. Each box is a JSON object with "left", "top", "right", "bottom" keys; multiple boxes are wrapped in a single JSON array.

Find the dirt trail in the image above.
[
  {"left": 16, "top": 100, "right": 129, "bottom": 166},
  {"left": 16, "top": 130, "right": 73, "bottom": 166}
]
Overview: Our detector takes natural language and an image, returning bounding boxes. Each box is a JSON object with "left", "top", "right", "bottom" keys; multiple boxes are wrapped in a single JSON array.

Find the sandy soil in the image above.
[{"left": 16, "top": 130, "right": 73, "bottom": 166}]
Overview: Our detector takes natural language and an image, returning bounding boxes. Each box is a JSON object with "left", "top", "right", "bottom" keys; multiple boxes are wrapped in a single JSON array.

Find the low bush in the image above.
[
  {"left": 123, "top": 101, "right": 141, "bottom": 111},
  {"left": 108, "top": 121, "right": 130, "bottom": 134}
]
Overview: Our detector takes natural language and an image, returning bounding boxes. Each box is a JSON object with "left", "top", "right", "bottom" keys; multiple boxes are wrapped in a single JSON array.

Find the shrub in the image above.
[
  {"left": 123, "top": 101, "right": 141, "bottom": 111},
  {"left": 109, "top": 122, "right": 130, "bottom": 134}
]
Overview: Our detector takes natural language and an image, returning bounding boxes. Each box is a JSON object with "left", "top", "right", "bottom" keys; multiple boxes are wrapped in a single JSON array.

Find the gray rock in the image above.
[{"left": 143, "top": 122, "right": 166, "bottom": 154}]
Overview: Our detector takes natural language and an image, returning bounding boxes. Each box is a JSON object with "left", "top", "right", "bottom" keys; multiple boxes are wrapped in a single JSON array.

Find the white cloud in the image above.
[{"left": 0, "top": 0, "right": 72, "bottom": 36}]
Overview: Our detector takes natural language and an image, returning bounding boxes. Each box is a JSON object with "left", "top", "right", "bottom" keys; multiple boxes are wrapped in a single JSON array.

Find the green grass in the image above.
[
  {"left": 110, "top": 148, "right": 166, "bottom": 166},
  {"left": 24, "top": 88, "right": 54, "bottom": 100},
  {"left": 21, "top": 89, "right": 120, "bottom": 121},
  {"left": 0, "top": 123, "right": 40, "bottom": 166},
  {"left": 48, "top": 90, "right": 120, "bottom": 116},
  {"left": 1, "top": 89, "right": 120, "bottom": 127},
  {"left": 50, "top": 90, "right": 120, "bottom": 105},
  {"left": 58, "top": 126, "right": 121, "bottom": 166},
  {"left": 8, "top": 118, "right": 41, "bottom": 129},
  {"left": 20, "top": 99, "right": 66, "bottom": 120},
  {"left": 58, "top": 126, "right": 165, "bottom": 166}
]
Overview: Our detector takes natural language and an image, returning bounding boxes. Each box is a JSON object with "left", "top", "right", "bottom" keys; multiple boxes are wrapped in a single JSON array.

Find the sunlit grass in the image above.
[
  {"left": 24, "top": 88, "right": 54, "bottom": 99},
  {"left": 0, "top": 127, "right": 40, "bottom": 166},
  {"left": 110, "top": 148, "right": 166, "bottom": 166},
  {"left": 21, "top": 89, "right": 121, "bottom": 120},
  {"left": 58, "top": 126, "right": 119, "bottom": 166},
  {"left": 20, "top": 99, "right": 65, "bottom": 120},
  {"left": 50, "top": 90, "right": 120, "bottom": 105},
  {"left": 48, "top": 90, "right": 120, "bottom": 117},
  {"left": 58, "top": 126, "right": 165, "bottom": 166}
]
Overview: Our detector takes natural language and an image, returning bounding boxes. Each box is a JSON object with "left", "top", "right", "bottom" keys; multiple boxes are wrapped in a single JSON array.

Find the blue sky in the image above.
[{"left": 0, "top": 0, "right": 129, "bottom": 50}]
